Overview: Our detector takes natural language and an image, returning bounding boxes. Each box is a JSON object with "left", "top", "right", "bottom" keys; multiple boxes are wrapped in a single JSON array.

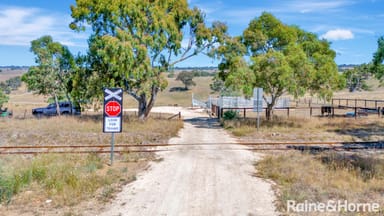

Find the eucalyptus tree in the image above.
[
  {"left": 343, "top": 63, "right": 372, "bottom": 92},
  {"left": 215, "top": 12, "right": 343, "bottom": 120},
  {"left": 22, "top": 35, "right": 76, "bottom": 114},
  {"left": 70, "top": 0, "right": 227, "bottom": 119},
  {"left": 372, "top": 36, "right": 384, "bottom": 79},
  {"left": 176, "top": 71, "right": 196, "bottom": 90},
  {"left": 0, "top": 89, "right": 8, "bottom": 110}
]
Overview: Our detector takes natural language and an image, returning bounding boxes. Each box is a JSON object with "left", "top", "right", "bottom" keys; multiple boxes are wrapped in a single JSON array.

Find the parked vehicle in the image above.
[
  {"left": 32, "top": 101, "right": 81, "bottom": 116},
  {"left": 0, "top": 107, "right": 12, "bottom": 118}
]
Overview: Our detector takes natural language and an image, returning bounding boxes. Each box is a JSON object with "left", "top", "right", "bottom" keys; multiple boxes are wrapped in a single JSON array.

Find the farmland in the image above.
[{"left": 1, "top": 68, "right": 384, "bottom": 215}]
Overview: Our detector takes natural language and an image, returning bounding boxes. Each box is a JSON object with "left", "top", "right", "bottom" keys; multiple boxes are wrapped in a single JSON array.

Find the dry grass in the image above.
[
  {"left": 0, "top": 115, "right": 183, "bottom": 214},
  {"left": 0, "top": 114, "right": 183, "bottom": 146},
  {"left": 223, "top": 116, "right": 384, "bottom": 142},
  {"left": 123, "top": 76, "right": 214, "bottom": 108},
  {"left": 256, "top": 151, "right": 384, "bottom": 215},
  {"left": 0, "top": 69, "right": 25, "bottom": 82}
]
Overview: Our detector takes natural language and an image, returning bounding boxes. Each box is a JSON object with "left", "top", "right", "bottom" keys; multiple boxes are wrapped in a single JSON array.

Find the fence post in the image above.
[
  {"left": 287, "top": 107, "right": 290, "bottom": 118},
  {"left": 244, "top": 108, "right": 246, "bottom": 119},
  {"left": 310, "top": 107, "right": 313, "bottom": 117}
]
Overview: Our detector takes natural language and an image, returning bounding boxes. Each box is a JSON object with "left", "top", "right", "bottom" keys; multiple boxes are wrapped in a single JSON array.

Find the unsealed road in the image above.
[{"left": 101, "top": 109, "right": 277, "bottom": 216}]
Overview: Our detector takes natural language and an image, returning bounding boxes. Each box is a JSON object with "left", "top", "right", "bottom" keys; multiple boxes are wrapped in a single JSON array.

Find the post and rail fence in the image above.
[{"left": 192, "top": 95, "right": 384, "bottom": 119}]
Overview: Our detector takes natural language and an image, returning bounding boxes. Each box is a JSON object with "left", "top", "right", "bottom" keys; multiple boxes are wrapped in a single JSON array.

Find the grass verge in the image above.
[
  {"left": 0, "top": 115, "right": 183, "bottom": 214},
  {"left": 223, "top": 116, "right": 384, "bottom": 142},
  {"left": 256, "top": 151, "right": 384, "bottom": 215}
]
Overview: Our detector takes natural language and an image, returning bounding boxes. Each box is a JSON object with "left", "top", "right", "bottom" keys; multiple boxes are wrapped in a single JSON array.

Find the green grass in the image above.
[{"left": 0, "top": 154, "right": 105, "bottom": 205}]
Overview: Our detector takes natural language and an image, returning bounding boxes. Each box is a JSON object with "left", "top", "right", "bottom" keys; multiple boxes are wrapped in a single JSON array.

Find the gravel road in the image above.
[{"left": 101, "top": 107, "right": 277, "bottom": 216}]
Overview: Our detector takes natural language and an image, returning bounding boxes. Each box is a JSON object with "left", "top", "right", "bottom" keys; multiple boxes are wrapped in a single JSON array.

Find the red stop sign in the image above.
[{"left": 105, "top": 101, "right": 121, "bottom": 117}]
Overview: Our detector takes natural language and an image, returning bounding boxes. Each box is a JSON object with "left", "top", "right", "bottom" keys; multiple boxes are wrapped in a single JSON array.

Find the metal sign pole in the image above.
[
  {"left": 103, "top": 87, "right": 123, "bottom": 166},
  {"left": 253, "top": 88, "right": 263, "bottom": 130},
  {"left": 257, "top": 90, "right": 260, "bottom": 130},
  {"left": 110, "top": 133, "right": 115, "bottom": 166}
]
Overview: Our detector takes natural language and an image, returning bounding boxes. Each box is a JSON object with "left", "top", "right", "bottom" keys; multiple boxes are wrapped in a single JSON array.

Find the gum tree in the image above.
[
  {"left": 215, "top": 12, "right": 343, "bottom": 120},
  {"left": 70, "top": 0, "right": 227, "bottom": 119},
  {"left": 372, "top": 36, "right": 384, "bottom": 79},
  {"left": 0, "top": 89, "right": 8, "bottom": 110},
  {"left": 22, "top": 35, "right": 75, "bottom": 114}
]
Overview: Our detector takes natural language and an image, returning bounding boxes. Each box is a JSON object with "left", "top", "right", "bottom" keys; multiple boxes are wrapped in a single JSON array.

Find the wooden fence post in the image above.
[
  {"left": 287, "top": 107, "right": 290, "bottom": 118},
  {"left": 310, "top": 107, "right": 313, "bottom": 117}
]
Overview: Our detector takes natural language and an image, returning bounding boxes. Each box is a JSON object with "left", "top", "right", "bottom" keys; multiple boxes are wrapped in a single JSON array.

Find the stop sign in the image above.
[{"left": 105, "top": 101, "right": 121, "bottom": 117}]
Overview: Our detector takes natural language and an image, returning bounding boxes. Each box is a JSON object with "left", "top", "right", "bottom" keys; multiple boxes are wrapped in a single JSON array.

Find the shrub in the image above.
[{"left": 223, "top": 110, "right": 238, "bottom": 120}]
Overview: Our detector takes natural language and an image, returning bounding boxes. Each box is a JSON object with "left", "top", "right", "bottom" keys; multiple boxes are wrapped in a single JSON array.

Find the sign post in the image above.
[
  {"left": 253, "top": 88, "right": 263, "bottom": 130},
  {"left": 103, "top": 88, "right": 123, "bottom": 165}
]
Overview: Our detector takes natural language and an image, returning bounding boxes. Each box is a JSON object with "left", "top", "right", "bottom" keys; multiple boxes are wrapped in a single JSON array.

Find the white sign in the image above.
[
  {"left": 104, "top": 117, "right": 121, "bottom": 133},
  {"left": 253, "top": 88, "right": 263, "bottom": 112},
  {"left": 104, "top": 88, "right": 123, "bottom": 101}
]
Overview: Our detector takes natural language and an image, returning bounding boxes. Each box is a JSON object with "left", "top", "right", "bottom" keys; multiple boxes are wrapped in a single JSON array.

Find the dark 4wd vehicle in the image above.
[{"left": 32, "top": 101, "right": 81, "bottom": 116}]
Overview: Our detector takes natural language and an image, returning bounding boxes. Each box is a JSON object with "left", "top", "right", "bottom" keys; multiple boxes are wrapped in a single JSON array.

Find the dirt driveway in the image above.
[{"left": 101, "top": 107, "right": 277, "bottom": 216}]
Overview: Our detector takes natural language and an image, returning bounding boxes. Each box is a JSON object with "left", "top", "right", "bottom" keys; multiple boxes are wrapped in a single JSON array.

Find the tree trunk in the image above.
[
  {"left": 54, "top": 93, "right": 61, "bottom": 116},
  {"left": 137, "top": 94, "right": 147, "bottom": 120},
  {"left": 136, "top": 85, "right": 159, "bottom": 120},
  {"left": 265, "top": 94, "right": 279, "bottom": 121},
  {"left": 266, "top": 103, "right": 273, "bottom": 121}
]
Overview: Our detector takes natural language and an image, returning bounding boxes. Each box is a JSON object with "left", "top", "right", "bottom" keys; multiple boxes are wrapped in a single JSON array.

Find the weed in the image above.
[
  {"left": 100, "top": 186, "right": 115, "bottom": 202},
  {"left": 223, "top": 110, "right": 238, "bottom": 120}
]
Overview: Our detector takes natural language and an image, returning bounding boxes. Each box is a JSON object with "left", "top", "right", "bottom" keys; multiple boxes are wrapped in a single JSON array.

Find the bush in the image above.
[
  {"left": 167, "top": 72, "right": 175, "bottom": 78},
  {"left": 223, "top": 110, "right": 238, "bottom": 120}
]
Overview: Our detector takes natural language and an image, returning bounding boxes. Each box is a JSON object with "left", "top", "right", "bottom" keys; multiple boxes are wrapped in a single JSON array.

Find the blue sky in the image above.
[{"left": 0, "top": 0, "right": 383, "bottom": 67}]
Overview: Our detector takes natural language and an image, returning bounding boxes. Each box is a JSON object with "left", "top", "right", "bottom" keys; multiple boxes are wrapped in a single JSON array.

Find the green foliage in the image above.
[
  {"left": 210, "top": 74, "right": 240, "bottom": 96},
  {"left": 167, "top": 72, "right": 175, "bottom": 78},
  {"left": 0, "top": 154, "right": 105, "bottom": 205},
  {"left": 372, "top": 36, "right": 384, "bottom": 79},
  {"left": 0, "top": 89, "right": 8, "bottom": 109},
  {"left": 0, "top": 76, "right": 22, "bottom": 94},
  {"left": 214, "top": 12, "right": 343, "bottom": 120},
  {"left": 176, "top": 71, "right": 196, "bottom": 89},
  {"left": 70, "top": 0, "right": 227, "bottom": 119},
  {"left": 21, "top": 35, "right": 75, "bottom": 105},
  {"left": 6, "top": 76, "right": 22, "bottom": 91},
  {"left": 191, "top": 70, "right": 214, "bottom": 77},
  {"left": 343, "top": 64, "right": 372, "bottom": 92},
  {"left": 223, "top": 110, "right": 238, "bottom": 120}
]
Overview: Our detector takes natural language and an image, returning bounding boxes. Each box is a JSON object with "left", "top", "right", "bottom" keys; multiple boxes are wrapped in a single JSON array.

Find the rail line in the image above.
[{"left": 1, "top": 141, "right": 384, "bottom": 155}]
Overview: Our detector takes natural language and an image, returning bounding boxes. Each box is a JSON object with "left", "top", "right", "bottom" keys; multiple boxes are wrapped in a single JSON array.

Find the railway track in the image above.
[{"left": 1, "top": 141, "right": 384, "bottom": 155}]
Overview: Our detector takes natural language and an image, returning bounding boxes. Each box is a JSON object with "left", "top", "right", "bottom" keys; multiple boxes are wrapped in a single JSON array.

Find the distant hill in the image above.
[
  {"left": 173, "top": 66, "right": 218, "bottom": 71},
  {"left": 338, "top": 64, "right": 358, "bottom": 71},
  {"left": 0, "top": 66, "right": 29, "bottom": 70}
]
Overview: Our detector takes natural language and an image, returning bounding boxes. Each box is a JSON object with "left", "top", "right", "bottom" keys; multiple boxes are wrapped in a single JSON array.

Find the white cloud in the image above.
[
  {"left": 321, "top": 29, "right": 354, "bottom": 41},
  {"left": 0, "top": 7, "right": 53, "bottom": 45},
  {"left": 0, "top": 6, "right": 86, "bottom": 47},
  {"left": 288, "top": 0, "right": 354, "bottom": 13}
]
